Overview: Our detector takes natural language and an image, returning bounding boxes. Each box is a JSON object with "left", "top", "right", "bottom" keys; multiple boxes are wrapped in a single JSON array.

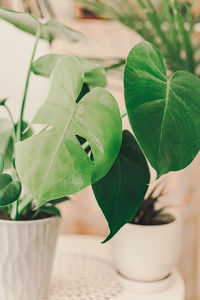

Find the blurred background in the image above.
[{"left": 1, "top": 1, "right": 200, "bottom": 299}]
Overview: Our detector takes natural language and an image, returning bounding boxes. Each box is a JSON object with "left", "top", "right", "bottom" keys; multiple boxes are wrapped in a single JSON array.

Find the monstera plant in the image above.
[
  {"left": 0, "top": 7, "right": 200, "bottom": 243},
  {"left": 92, "top": 41, "right": 200, "bottom": 241},
  {"left": 0, "top": 7, "right": 122, "bottom": 221}
]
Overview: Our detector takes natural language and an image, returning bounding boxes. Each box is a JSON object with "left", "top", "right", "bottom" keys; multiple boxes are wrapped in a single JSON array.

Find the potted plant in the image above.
[
  {"left": 92, "top": 41, "right": 200, "bottom": 282},
  {"left": 0, "top": 7, "right": 122, "bottom": 300},
  {"left": 111, "top": 180, "right": 182, "bottom": 282},
  {"left": 1, "top": 5, "right": 200, "bottom": 297}
]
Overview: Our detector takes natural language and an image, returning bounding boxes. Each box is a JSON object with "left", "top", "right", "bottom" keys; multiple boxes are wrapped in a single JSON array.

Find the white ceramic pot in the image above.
[
  {"left": 111, "top": 214, "right": 182, "bottom": 282},
  {"left": 0, "top": 216, "right": 60, "bottom": 300}
]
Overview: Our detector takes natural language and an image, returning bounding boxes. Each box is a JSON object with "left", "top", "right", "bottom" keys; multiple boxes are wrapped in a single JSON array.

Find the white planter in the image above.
[
  {"left": 111, "top": 214, "right": 182, "bottom": 282},
  {"left": 0, "top": 216, "right": 60, "bottom": 300}
]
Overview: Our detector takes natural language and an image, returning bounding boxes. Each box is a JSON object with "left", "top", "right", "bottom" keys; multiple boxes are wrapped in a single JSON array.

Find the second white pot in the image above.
[
  {"left": 0, "top": 216, "right": 60, "bottom": 300},
  {"left": 111, "top": 214, "right": 182, "bottom": 282}
]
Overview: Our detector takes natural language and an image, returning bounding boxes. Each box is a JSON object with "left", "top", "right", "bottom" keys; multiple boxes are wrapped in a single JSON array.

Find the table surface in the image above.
[{"left": 46, "top": 234, "right": 185, "bottom": 300}]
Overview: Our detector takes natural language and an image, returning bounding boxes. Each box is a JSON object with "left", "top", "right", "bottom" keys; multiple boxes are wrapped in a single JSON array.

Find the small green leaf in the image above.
[
  {"left": 0, "top": 98, "right": 8, "bottom": 106},
  {"left": 39, "top": 205, "right": 61, "bottom": 217},
  {"left": 0, "top": 154, "right": 4, "bottom": 174},
  {"left": 124, "top": 41, "right": 200, "bottom": 177},
  {"left": 0, "top": 7, "right": 85, "bottom": 44},
  {"left": 92, "top": 130, "right": 150, "bottom": 242},
  {"left": 32, "top": 54, "right": 107, "bottom": 87},
  {"left": 16, "top": 56, "right": 122, "bottom": 207},
  {"left": 0, "top": 174, "right": 22, "bottom": 206}
]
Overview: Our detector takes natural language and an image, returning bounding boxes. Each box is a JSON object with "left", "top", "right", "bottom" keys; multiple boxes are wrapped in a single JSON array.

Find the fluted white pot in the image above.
[
  {"left": 0, "top": 216, "right": 60, "bottom": 300},
  {"left": 111, "top": 214, "right": 182, "bottom": 282}
]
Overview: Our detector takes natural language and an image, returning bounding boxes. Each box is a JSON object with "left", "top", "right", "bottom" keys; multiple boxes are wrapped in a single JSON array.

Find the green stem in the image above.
[
  {"left": 105, "top": 59, "right": 126, "bottom": 71},
  {"left": 137, "top": 0, "right": 180, "bottom": 65},
  {"left": 164, "top": 0, "right": 180, "bottom": 55},
  {"left": 4, "top": 104, "right": 16, "bottom": 142},
  {"left": 15, "top": 200, "right": 19, "bottom": 221},
  {"left": 17, "top": 23, "right": 41, "bottom": 141},
  {"left": 172, "top": 0, "right": 195, "bottom": 73}
]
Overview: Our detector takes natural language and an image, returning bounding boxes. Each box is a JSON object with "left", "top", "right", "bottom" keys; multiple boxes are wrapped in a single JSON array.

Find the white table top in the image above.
[{"left": 46, "top": 234, "right": 185, "bottom": 300}]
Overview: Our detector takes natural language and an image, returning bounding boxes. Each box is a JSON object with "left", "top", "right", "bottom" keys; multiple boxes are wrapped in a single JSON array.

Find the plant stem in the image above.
[
  {"left": 105, "top": 59, "right": 126, "bottom": 71},
  {"left": 172, "top": 0, "right": 195, "bottom": 73},
  {"left": 15, "top": 200, "right": 19, "bottom": 220},
  {"left": 4, "top": 104, "right": 16, "bottom": 142},
  {"left": 17, "top": 23, "right": 41, "bottom": 141},
  {"left": 164, "top": 0, "right": 180, "bottom": 55},
  {"left": 15, "top": 23, "right": 41, "bottom": 220}
]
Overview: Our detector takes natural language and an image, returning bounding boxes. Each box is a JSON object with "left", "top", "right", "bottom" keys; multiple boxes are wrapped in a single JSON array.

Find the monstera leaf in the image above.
[
  {"left": 124, "top": 41, "right": 200, "bottom": 177},
  {"left": 0, "top": 174, "right": 21, "bottom": 206},
  {"left": 16, "top": 56, "right": 122, "bottom": 207},
  {"left": 32, "top": 54, "right": 107, "bottom": 87},
  {"left": 92, "top": 130, "right": 150, "bottom": 242},
  {"left": 0, "top": 7, "right": 84, "bottom": 43}
]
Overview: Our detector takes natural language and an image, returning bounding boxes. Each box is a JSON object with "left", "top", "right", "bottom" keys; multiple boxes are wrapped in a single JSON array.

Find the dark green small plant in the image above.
[{"left": 130, "top": 184, "right": 175, "bottom": 226}]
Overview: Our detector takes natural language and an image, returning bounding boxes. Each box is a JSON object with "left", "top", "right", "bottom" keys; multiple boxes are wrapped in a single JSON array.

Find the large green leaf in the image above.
[
  {"left": 0, "top": 7, "right": 84, "bottom": 43},
  {"left": 124, "top": 41, "right": 200, "bottom": 177},
  {"left": 0, "top": 174, "right": 21, "bottom": 206},
  {"left": 32, "top": 54, "right": 107, "bottom": 87},
  {"left": 92, "top": 130, "right": 150, "bottom": 242},
  {"left": 16, "top": 56, "right": 122, "bottom": 207}
]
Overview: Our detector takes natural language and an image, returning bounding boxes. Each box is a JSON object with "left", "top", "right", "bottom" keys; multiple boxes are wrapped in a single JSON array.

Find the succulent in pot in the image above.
[
  {"left": 112, "top": 184, "right": 182, "bottom": 282},
  {"left": 0, "top": 7, "right": 122, "bottom": 300}
]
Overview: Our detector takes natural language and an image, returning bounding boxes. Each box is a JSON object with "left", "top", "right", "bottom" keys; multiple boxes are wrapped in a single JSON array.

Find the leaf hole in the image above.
[{"left": 75, "top": 135, "right": 94, "bottom": 162}]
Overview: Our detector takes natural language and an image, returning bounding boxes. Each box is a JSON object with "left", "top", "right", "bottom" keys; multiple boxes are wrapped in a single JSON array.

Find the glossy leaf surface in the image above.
[
  {"left": 32, "top": 54, "right": 107, "bottom": 87},
  {"left": 92, "top": 130, "right": 150, "bottom": 242},
  {"left": 0, "top": 7, "right": 84, "bottom": 43},
  {"left": 0, "top": 174, "right": 21, "bottom": 206},
  {"left": 124, "top": 41, "right": 200, "bottom": 176},
  {"left": 16, "top": 56, "right": 122, "bottom": 206}
]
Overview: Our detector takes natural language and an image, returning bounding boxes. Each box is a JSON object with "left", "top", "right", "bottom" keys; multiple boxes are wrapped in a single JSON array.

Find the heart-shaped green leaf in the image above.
[
  {"left": 124, "top": 41, "right": 200, "bottom": 177},
  {"left": 92, "top": 130, "right": 150, "bottom": 242},
  {"left": 0, "top": 174, "right": 21, "bottom": 206},
  {"left": 32, "top": 54, "right": 107, "bottom": 87},
  {"left": 0, "top": 7, "right": 84, "bottom": 44},
  {"left": 0, "top": 154, "right": 4, "bottom": 174},
  {"left": 16, "top": 56, "right": 122, "bottom": 207}
]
